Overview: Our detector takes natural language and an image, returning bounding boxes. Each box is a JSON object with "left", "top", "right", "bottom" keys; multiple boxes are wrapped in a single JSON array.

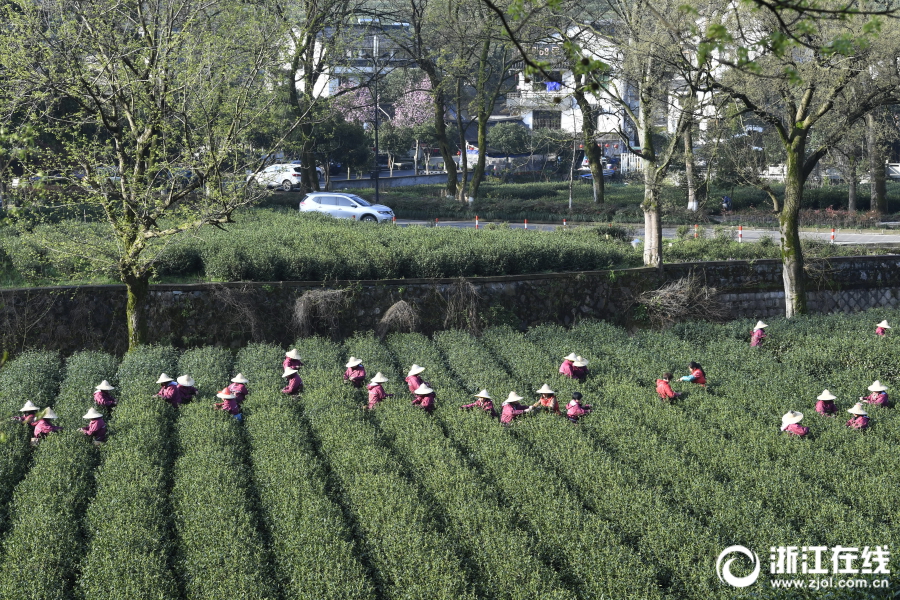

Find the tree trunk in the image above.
[
  {"left": 684, "top": 126, "right": 697, "bottom": 211},
  {"left": 430, "top": 83, "right": 457, "bottom": 197},
  {"left": 868, "top": 112, "right": 886, "bottom": 213},
  {"left": 848, "top": 156, "right": 857, "bottom": 212},
  {"left": 642, "top": 160, "right": 662, "bottom": 267},
  {"left": 780, "top": 146, "right": 807, "bottom": 318},
  {"left": 123, "top": 273, "right": 150, "bottom": 350},
  {"left": 470, "top": 119, "right": 487, "bottom": 200},
  {"left": 573, "top": 82, "right": 604, "bottom": 204}
]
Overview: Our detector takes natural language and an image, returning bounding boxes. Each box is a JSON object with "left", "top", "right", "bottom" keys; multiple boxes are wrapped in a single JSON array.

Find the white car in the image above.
[
  {"left": 300, "top": 192, "right": 394, "bottom": 223},
  {"left": 247, "top": 163, "right": 321, "bottom": 191}
]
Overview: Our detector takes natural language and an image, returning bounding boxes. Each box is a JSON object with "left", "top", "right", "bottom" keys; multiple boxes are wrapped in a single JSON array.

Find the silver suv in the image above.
[{"left": 300, "top": 192, "right": 394, "bottom": 223}]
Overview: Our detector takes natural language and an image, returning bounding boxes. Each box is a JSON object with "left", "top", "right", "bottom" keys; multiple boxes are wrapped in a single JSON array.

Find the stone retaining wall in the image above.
[{"left": 1, "top": 254, "right": 897, "bottom": 355}]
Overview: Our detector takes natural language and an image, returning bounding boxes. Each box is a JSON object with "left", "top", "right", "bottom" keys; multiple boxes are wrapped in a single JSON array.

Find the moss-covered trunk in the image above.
[
  {"left": 780, "top": 145, "right": 807, "bottom": 317},
  {"left": 123, "top": 272, "right": 150, "bottom": 350}
]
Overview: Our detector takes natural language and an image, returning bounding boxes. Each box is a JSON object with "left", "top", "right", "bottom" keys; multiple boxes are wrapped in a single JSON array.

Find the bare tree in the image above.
[{"left": 0, "top": 0, "right": 283, "bottom": 349}]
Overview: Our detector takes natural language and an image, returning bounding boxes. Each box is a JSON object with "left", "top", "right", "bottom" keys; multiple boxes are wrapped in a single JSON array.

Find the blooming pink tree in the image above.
[
  {"left": 393, "top": 78, "right": 433, "bottom": 129},
  {"left": 332, "top": 82, "right": 374, "bottom": 126},
  {"left": 393, "top": 78, "right": 435, "bottom": 172}
]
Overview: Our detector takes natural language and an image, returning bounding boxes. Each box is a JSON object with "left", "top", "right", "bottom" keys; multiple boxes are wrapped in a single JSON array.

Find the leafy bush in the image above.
[
  {"left": 297, "top": 336, "right": 475, "bottom": 599},
  {"left": 76, "top": 346, "right": 180, "bottom": 599},
  {"left": 236, "top": 343, "right": 375, "bottom": 600}
]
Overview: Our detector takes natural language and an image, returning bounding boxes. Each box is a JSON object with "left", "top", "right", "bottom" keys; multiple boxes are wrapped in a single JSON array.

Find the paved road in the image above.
[{"left": 392, "top": 220, "right": 900, "bottom": 245}]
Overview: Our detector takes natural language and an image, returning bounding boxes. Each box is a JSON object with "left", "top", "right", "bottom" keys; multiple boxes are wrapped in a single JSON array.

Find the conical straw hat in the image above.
[
  {"left": 877, "top": 320, "right": 890, "bottom": 329},
  {"left": 407, "top": 364, "right": 426, "bottom": 377},
  {"left": 503, "top": 392, "right": 524, "bottom": 405},
  {"left": 781, "top": 410, "right": 804, "bottom": 425},
  {"left": 867, "top": 380, "right": 888, "bottom": 392},
  {"left": 282, "top": 367, "right": 298, "bottom": 378},
  {"left": 94, "top": 380, "right": 115, "bottom": 391},
  {"left": 19, "top": 401, "right": 39, "bottom": 412},
  {"left": 176, "top": 375, "right": 195, "bottom": 387},
  {"left": 82, "top": 407, "right": 103, "bottom": 419},
  {"left": 370, "top": 372, "right": 388, "bottom": 384},
  {"left": 156, "top": 373, "right": 174, "bottom": 384},
  {"left": 413, "top": 383, "right": 434, "bottom": 395},
  {"left": 816, "top": 390, "right": 836, "bottom": 401},
  {"left": 345, "top": 357, "right": 363, "bottom": 368},
  {"left": 230, "top": 373, "right": 249, "bottom": 384},
  {"left": 474, "top": 389, "right": 492, "bottom": 399},
  {"left": 285, "top": 349, "right": 302, "bottom": 360},
  {"left": 754, "top": 321, "right": 768, "bottom": 329},
  {"left": 847, "top": 403, "right": 868, "bottom": 416},
  {"left": 535, "top": 384, "right": 555, "bottom": 395}
]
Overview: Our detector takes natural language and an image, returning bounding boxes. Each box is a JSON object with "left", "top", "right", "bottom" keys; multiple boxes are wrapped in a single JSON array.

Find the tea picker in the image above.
[{"left": 343, "top": 357, "right": 366, "bottom": 389}]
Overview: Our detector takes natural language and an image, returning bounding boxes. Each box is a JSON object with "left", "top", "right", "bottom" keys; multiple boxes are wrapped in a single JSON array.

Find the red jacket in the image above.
[
  {"left": 690, "top": 368, "right": 706, "bottom": 385},
  {"left": 656, "top": 379, "right": 677, "bottom": 399}
]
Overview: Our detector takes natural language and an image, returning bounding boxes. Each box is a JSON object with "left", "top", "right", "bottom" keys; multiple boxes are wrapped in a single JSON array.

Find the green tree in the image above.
[
  {"left": 487, "top": 122, "right": 531, "bottom": 154},
  {"left": 701, "top": 5, "right": 900, "bottom": 316},
  {"left": 0, "top": 0, "right": 280, "bottom": 349}
]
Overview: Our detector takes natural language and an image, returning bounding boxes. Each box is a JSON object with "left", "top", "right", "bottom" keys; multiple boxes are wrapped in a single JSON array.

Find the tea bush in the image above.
[
  {"left": 0, "top": 351, "right": 117, "bottom": 599},
  {"left": 0, "top": 311, "right": 896, "bottom": 598},
  {"left": 236, "top": 343, "right": 375, "bottom": 600}
]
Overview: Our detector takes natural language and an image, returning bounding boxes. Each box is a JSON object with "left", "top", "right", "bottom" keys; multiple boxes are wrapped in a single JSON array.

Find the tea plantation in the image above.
[{"left": 0, "top": 310, "right": 897, "bottom": 599}]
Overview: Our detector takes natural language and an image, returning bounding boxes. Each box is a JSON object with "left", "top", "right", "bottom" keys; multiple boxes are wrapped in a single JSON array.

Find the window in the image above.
[
  {"left": 336, "top": 197, "right": 356, "bottom": 207},
  {"left": 533, "top": 111, "right": 561, "bottom": 130}
]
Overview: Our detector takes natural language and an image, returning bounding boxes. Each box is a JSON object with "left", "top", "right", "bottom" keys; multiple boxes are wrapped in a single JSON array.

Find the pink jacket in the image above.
[
  {"left": 281, "top": 374, "right": 303, "bottom": 395},
  {"left": 783, "top": 423, "right": 809, "bottom": 436},
  {"left": 559, "top": 360, "right": 575, "bottom": 377},
  {"left": 367, "top": 383, "right": 387, "bottom": 409},
  {"left": 93, "top": 390, "right": 117, "bottom": 408},
  {"left": 876, "top": 327, "right": 887, "bottom": 336},
  {"left": 566, "top": 401, "right": 591, "bottom": 419},
  {"left": 228, "top": 383, "right": 248, "bottom": 402},
  {"left": 176, "top": 385, "right": 196, "bottom": 404},
  {"left": 461, "top": 398, "right": 496, "bottom": 417},
  {"left": 32, "top": 419, "right": 62, "bottom": 438},
  {"left": 215, "top": 397, "right": 240, "bottom": 415},
  {"left": 283, "top": 357, "right": 303, "bottom": 370},
  {"left": 751, "top": 329, "right": 767, "bottom": 347},
  {"left": 157, "top": 384, "right": 180, "bottom": 406},
  {"left": 847, "top": 415, "right": 870, "bottom": 429},
  {"left": 405, "top": 374, "right": 424, "bottom": 394},
  {"left": 344, "top": 367, "right": 366, "bottom": 388},
  {"left": 412, "top": 393, "right": 436, "bottom": 413},
  {"left": 815, "top": 400, "right": 837, "bottom": 415},
  {"left": 571, "top": 366, "right": 588, "bottom": 382},
  {"left": 12, "top": 413, "right": 36, "bottom": 424},
  {"left": 80, "top": 418, "right": 107, "bottom": 442},
  {"left": 863, "top": 391, "right": 889, "bottom": 407},
  {"left": 500, "top": 403, "right": 526, "bottom": 425}
]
